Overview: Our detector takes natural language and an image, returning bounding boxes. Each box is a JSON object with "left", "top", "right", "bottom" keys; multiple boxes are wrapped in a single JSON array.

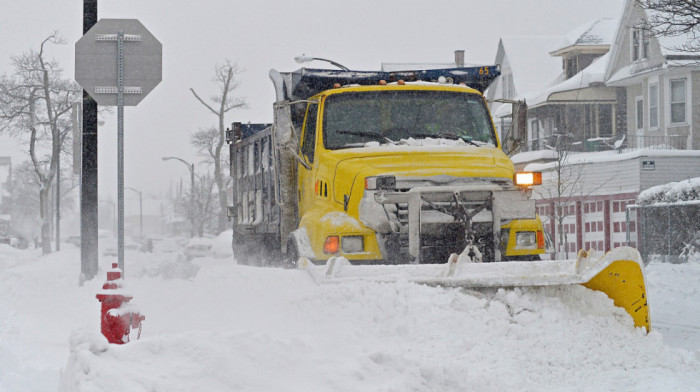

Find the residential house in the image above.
[
  {"left": 486, "top": 36, "right": 563, "bottom": 143},
  {"left": 503, "top": 0, "right": 700, "bottom": 257},
  {"left": 521, "top": 18, "right": 622, "bottom": 152},
  {"left": 605, "top": 0, "right": 700, "bottom": 150}
]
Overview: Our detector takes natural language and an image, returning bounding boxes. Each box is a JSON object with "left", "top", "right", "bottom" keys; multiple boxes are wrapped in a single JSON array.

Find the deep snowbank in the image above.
[{"left": 1, "top": 245, "right": 699, "bottom": 391}]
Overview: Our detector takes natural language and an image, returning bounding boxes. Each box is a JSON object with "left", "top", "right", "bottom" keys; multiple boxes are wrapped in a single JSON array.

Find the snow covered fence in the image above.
[{"left": 635, "top": 178, "right": 700, "bottom": 263}]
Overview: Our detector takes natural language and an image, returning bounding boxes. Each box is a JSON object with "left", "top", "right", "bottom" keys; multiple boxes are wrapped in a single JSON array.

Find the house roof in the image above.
[
  {"left": 497, "top": 36, "right": 563, "bottom": 98},
  {"left": 646, "top": 8, "right": 699, "bottom": 57},
  {"left": 604, "top": 0, "right": 700, "bottom": 84},
  {"left": 550, "top": 18, "right": 620, "bottom": 56},
  {"left": 526, "top": 51, "right": 612, "bottom": 107}
]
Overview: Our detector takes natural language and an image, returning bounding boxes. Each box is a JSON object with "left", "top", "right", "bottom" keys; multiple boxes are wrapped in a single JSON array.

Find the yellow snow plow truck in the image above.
[{"left": 227, "top": 66, "right": 650, "bottom": 331}]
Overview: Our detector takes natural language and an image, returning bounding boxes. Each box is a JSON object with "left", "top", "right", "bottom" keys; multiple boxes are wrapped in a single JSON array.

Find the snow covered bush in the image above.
[
  {"left": 637, "top": 177, "right": 700, "bottom": 205},
  {"left": 680, "top": 231, "right": 700, "bottom": 264}
]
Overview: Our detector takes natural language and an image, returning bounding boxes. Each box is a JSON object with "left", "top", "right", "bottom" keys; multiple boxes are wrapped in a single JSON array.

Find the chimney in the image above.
[{"left": 454, "top": 50, "right": 465, "bottom": 67}]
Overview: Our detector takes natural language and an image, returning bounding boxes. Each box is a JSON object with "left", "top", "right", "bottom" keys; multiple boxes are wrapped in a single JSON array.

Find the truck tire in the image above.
[{"left": 283, "top": 238, "right": 299, "bottom": 268}]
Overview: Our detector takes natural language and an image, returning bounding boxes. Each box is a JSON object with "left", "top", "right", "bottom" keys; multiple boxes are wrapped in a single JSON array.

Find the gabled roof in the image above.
[
  {"left": 605, "top": 0, "right": 700, "bottom": 85},
  {"left": 495, "top": 36, "right": 563, "bottom": 97},
  {"left": 645, "top": 8, "right": 699, "bottom": 57},
  {"left": 550, "top": 18, "right": 620, "bottom": 56}
]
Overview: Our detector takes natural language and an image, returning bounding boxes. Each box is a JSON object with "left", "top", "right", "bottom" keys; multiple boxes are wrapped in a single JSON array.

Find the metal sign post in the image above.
[{"left": 75, "top": 19, "right": 161, "bottom": 277}]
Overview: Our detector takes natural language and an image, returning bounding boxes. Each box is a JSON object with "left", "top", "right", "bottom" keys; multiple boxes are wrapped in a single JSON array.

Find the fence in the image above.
[
  {"left": 523, "top": 134, "right": 686, "bottom": 153},
  {"left": 623, "top": 134, "right": 686, "bottom": 151},
  {"left": 628, "top": 201, "right": 700, "bottom": 263}
]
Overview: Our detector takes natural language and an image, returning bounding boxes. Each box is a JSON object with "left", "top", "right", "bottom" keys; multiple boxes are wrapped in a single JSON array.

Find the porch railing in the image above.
[{"left": 521, "top": 134, "right": 686, "bottom": 153}]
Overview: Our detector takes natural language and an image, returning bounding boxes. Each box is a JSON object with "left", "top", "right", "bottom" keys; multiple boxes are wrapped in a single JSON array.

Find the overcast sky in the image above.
[{"left": 0, "top": 0, "right": 624, "bottom": 206}]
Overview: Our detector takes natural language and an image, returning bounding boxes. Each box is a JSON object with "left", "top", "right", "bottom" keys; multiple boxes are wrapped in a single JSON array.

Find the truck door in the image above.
[{"left": 298, "top": 102, "right": 318, "bottom": 218}]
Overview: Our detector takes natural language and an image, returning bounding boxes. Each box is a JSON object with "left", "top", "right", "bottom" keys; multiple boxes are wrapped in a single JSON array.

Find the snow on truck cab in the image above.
[
  {"left": 228, "top": 66, "right": 651, "bottom": 332},
  {"left": 228, "top": 66, "right": 545, "bottom": 265}
]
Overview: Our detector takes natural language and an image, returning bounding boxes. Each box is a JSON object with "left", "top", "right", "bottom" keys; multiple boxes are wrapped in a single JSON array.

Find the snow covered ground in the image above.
[{"left": 1, "top": 243, "right": 699, "bottom": 391}]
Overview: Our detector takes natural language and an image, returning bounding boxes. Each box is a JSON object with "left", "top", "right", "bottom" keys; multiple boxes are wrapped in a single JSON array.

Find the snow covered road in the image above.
[{"left": 1, "top": 245, "right": 699, "bottom": 391}]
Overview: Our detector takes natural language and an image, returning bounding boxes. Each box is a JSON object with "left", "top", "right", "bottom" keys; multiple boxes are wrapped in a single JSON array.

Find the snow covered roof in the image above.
[
  {"left": 645, "top": 8, "right": 700, "bottom": 57},
  {"left": 510, "top": 149, "right": 559, "bottom": 165},
  {"left": 523, "top": 148, "right": 700, "bottom": 172},
  {"left": 498, "top": 36, "right": 564, "bottom": 97},
  {"left": 550, "top": 18, "right": 620, "bottom": 55},
  {"left": 524, "top": 51, "right": 611, "bottom": 108},
  {"left": 604, "top": 0, "right": 700, "bottom": 85}
]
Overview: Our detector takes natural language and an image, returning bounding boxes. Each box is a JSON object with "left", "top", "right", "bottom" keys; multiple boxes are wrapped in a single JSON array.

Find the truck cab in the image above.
[{"left": 292, "top": 82, "right": 544, "bottom": 264}]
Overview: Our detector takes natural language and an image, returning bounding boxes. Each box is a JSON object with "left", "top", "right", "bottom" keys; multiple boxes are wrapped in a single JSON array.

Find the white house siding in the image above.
[
  {"left": 626, "top": 84, "right": 643, "bottom": 146},
  {"left": 638, "top": 155, "right": 700, "bottom": 190},
  {"left": 693, "top": 71, "right": 700, "bottom": 149},
  {"left": 568, "top": 156, "right": 640, "bottom": 195}
]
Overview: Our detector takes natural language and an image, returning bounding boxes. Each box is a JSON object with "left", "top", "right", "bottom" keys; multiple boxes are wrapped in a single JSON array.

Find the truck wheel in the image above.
[{"left": 283, "top": 238, "right": 299, "bottom": 268}]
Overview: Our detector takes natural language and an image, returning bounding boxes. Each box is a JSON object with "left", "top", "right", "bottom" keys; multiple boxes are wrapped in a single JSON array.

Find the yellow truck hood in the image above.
[{"left": 331, "top": 146, "right": 514, "bottom": 203}]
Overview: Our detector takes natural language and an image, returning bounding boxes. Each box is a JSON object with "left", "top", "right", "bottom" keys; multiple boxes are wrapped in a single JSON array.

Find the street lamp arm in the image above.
[
  {"left": 294, "top": 54, "right": 350, "bottom": 71},
  {"left": 161, "top": 156, "right": 196, "bottom": 238},
  {"left": 162, "top": 156, "right": 194, "bottom": 173}
]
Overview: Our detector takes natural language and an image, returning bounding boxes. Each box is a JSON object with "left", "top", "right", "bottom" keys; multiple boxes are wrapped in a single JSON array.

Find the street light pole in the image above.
[
  {"left": 126, "top": 187, "right": 143, "bottom": 240},
  {"left": 162, "top": 157, "right": 195, "bottom": 237}
]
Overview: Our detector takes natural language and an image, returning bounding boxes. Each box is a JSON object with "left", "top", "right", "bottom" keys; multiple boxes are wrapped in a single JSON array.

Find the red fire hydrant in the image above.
[{"left": 96, "top": 263, "right": 145, "bottom": 344}]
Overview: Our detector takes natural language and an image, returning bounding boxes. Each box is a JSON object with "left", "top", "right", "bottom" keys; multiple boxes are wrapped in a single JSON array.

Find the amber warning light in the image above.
[{"left": 514, "top": 172, "right": 542, "bottom": 187}]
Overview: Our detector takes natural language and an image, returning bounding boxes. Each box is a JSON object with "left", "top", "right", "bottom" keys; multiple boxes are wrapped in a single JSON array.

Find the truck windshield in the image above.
[{"left": 322, "top": 90, "right": 498, "bottom": 149}]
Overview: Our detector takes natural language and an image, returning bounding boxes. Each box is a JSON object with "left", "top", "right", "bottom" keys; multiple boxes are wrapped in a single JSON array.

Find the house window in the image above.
[
  {"left": 530, "top": 119, "right": 540, "bottom": 149},
  {"left": 632, "top": 30, "right": 640, "bottom": 61},
  {"left": 632, "top": 28, "right": 650, "bottom": 61},
  {"left": 670, "top": 79, "right": 686, "bottom": 124},
  {"left": 635, "top": 97, "right": 644, "bottom": 130},
  {"left": 649, "top": 84, "right": 658, "bottom": 129}
]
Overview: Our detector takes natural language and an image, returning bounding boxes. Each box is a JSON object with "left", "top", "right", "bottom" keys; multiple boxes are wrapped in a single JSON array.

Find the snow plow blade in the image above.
[{"left": 298, "top": 246, "right": 650, "bottom": 332}]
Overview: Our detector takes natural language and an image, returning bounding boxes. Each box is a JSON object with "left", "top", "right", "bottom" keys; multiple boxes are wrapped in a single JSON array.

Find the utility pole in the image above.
[
  {"left": 81, "top": 0, "right": 98, "bottom": 282},
  {"left": 162, "top": 157, "right": 195, "bottom": 237}
]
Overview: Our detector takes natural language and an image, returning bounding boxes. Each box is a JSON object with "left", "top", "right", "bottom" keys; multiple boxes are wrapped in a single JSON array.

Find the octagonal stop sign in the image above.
[{"left": 75, "top": 19, "right": 162, "bottom": 106}]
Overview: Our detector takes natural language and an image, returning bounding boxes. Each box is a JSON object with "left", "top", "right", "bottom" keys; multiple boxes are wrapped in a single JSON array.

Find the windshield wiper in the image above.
[
  {"left": 410, "top": 132, "right": 481, "bottom": 147},
  {"left": 337, "top": 130, "right": 395, "bottom": 144}
]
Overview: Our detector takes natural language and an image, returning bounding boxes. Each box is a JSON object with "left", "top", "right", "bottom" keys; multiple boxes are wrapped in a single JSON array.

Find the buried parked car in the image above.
[
  {"left": 184, "top": 237, "right": 214, "bottom": 259},
  {"left": 102, "top": 237, "right": 140, "bottom": 257}
]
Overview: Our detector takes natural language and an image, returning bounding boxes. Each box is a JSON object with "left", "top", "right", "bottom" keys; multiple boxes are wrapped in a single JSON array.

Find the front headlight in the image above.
[
  {"left": 515, "top": 231, "right": 537, "bottom": 248},
  {"left": 342, "top": 236, "right": 364, "bottom": 253}
]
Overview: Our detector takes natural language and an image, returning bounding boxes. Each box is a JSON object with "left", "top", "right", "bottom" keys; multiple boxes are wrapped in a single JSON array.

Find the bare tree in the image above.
[
  {"left": 192, "top": 173, "right": 217, "bottom": 237},
  {"left": 535, "top": 136, "right": 614, "bottom": 258},
  {"left": 0, "top": 33, "right": 81, "bottom": 254},
  {"left": 3, "top": 161, "right": 41, "bottom": 246},
  {"left": 190, "top": 61, "right": 246, "bottom": 233},
  {"left": 536, "top": 145, "right": 584, "bottom": 259},
  {"left": 636, "top": 0, "right": 700, "bottom": 52},
  {"left": 188, "top": 127, "right": 226, "bottom": 236}
]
